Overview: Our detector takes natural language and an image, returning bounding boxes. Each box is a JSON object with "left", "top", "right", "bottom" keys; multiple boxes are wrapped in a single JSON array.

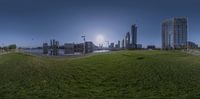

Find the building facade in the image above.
[
  {"left": 122, "top": 39, "right": 124, "bottom": 48},
  {"left": 117, "top": 40, "right": 121, "bottom": 48},
  {"left": 50, "top": 39, "right": 59, "bottom": 55},
  {"left": 187, "top": 41, "right": 198, "bottom": 49},
  {"left": 162, "top": 17, "right": 187, "bottom": 50},
  {"left": 147, "top": 45, "right": 156, "bottom": 49},
  {"left": 64, "top": 42, "right": 94, "bottom": 54},
  {"left": 125, "top": 32, "right": 130, "bottom": 48},
  {"left": 43, "top": 43, "right": 48, "bottom": 54},
  {"left": 131, "top": 24, "right": 137, "bottom": 48},
  {"left": 85, "top": 41, "right": 94, "bottom": 53},
  {"left": 74, "top": 43, "right": 84, "bottom": 52},
  {"left": 109, "top": 43, "right": 114, "bottom": 48},
  {"left": 136, "top": 44, "right": 142, "bottom": 49},
  {"left": 64, "top": 43, "right": 74, "bottom": 54}
]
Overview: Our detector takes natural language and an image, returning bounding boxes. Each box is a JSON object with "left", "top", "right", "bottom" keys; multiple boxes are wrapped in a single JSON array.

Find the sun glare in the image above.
[{"left": 96, "top": 34, "right": 105, "bottom": 44}]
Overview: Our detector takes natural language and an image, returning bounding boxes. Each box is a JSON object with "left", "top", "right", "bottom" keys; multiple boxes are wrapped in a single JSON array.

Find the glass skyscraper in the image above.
[
  {"left": 131, "top": 24, "right": 137, "bottom": 48},
  {"left": 162, "top": 17, "right": 187, "bottom": 49},
  {"left": 125, "top": 32, "right": 130, "bottom": 48}
]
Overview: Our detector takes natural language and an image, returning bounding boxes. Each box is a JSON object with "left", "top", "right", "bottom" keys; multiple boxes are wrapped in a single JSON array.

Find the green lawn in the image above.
[{"left": 0, "top": 50, "right": 200, "bottom": 98}]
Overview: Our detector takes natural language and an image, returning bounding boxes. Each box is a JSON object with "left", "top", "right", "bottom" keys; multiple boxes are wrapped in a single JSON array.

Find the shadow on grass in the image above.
[{"left": 136, "top": 57, "right": 145, "bottom": 60}]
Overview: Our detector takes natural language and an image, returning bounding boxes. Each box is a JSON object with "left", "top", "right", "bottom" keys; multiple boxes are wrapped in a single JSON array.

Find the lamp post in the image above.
[{"left": 81, "top": 35, "right": 86, "bottom": 55}]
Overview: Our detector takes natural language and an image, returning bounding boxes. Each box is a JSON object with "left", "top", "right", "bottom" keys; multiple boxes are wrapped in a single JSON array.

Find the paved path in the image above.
[
  {"left": 183, "top": 49, "right": 200, "bottom": 56},
  {"left": 0, "top": 52, "right": 12, "bottom": 55}
]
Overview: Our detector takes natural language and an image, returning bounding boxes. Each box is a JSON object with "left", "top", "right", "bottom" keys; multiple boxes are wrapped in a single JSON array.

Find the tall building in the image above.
[
  {"left": 117, "top": 40, "right": 120, "bottom": 48},
  {"left": 74, "top": 43, "right": 84, "bottom": 52},
  {"left": 162, "top": 17, "right": 187, "bottom": 49},
  {"left": 131, "top": 24, "right": 137, "bottom": 48},
  {"left": 122, "top": 39, "right": 124, "bottom": 48},
  {"left": 43, "top": 43, "right": 48, "bottom": 54},
  {"left": 50, "top": 39, "right": 59, "bottom": 55},
  {"left": 125, "top": 32, "right": 130, "bottom": 48},
  {"left": 85, "top": 41, "right": 94, "bottom": 53},
  {"left": 109, "top": 43, "right": 114, "bottom": 48}
]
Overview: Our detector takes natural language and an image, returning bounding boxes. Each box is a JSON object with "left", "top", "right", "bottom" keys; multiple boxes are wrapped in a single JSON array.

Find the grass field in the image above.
[{"left": 0, "top": 50, "right": 200, "bottom": 98}]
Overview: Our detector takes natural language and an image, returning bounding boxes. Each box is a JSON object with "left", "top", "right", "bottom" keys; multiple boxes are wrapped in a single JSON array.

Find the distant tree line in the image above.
[{"left": 0, "top": 44, "right": 17, "bottom": 51}]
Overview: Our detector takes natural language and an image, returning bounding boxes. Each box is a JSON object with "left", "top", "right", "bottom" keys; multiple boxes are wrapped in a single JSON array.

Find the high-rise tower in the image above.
[
  {"left": 162, "top": 17, "right": 187, "bottom": 49},
  {"left": 131, "top": 24, "right": 137, "bottom": 48}
]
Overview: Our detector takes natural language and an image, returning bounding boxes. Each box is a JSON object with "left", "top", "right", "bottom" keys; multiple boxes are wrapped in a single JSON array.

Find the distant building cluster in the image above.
[
  {"left": 147, "top": 45, "right": 156, "bottom": 50},
  {"left": 50, "top": 39, "right": 59, "bottom": 55},
  {"left": 124, "top": 24, "right": 138, "bottom": 49},
  {"left": 43, "top": 39, "right": 60, "bottom": 55},
  {"left": 108, "top": 17, "right": 199, "bottom": 50},
  {"left": 109, "top": 24, "right": 141, "bottom": 50},
  {"left": 41, "top": 17, "right": 198, "bottom": 55},
  {"left": 64, "top": 41, "right": 94, "bottom": 54},
  {"left": 187, "top": 41, "right": 198, "bottom": 49},
  {"left": 43, "top": 39, "right": 95, "bottom": 56}
]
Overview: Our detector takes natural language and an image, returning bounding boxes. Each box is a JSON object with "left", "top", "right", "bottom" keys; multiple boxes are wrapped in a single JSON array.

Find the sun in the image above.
[{"left": 96, "top": 34, "right": 105, "bottom": 44}]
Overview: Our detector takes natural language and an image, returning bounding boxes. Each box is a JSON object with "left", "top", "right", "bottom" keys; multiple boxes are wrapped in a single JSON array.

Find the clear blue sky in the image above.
[{"left": 0, "top": 0, "right": 200, "bottom": 48}]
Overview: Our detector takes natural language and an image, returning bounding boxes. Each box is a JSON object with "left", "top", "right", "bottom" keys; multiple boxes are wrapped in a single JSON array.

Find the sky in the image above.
[{"left": 0, "top": 0, "right": 200, "bottom": 48}]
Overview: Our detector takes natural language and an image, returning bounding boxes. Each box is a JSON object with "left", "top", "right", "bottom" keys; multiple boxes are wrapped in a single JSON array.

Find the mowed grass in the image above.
[{"left": 0, "top": 50, "right": 200, "bottom": 98}]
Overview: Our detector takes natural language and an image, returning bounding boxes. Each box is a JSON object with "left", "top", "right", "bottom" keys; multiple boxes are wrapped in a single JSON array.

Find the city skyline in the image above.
[{"left": 0, "top": 0, "right": 200, "bottom": 48}]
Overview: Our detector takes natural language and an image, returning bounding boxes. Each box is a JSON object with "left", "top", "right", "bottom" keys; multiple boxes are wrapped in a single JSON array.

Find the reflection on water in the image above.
[
  {"left": 22, "top": 49, "right": 110, "bottom": 56},
  {"left": 93, "top": 50, "right": 110, "bottom": 53}
]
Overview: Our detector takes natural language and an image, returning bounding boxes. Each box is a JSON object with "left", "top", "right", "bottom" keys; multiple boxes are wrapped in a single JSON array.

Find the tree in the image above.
[{"left": 8, "top": 44, "right": 17, "bottom": 49}]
